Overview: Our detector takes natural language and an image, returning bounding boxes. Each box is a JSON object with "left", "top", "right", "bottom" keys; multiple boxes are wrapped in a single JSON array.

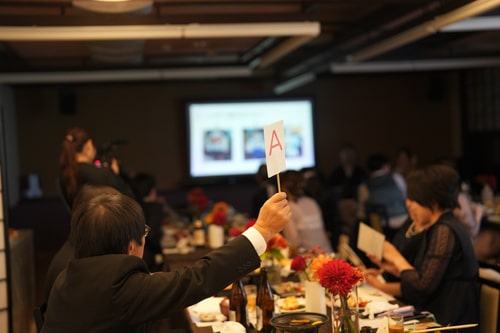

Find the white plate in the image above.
[{"left": 276, "top": 297, "right": 306, "bottom": 313}]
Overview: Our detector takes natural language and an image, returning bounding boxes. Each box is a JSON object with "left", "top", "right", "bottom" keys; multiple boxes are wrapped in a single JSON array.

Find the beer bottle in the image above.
[
  {"left": 256, "top": 268, "right": 275, "bottom": 333},
  {"left": 229, "top": 279, "right": 249, "bottom": 329},
  {"left": 192, "top": 219, "right": 206, "bottom": 247}
]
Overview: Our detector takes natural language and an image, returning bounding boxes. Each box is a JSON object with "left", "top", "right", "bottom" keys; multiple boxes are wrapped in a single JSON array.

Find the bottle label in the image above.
[
  {"left": 255, "top": 306, "right": 263, "bottom": 330},
  {"left": 229, "top": 310, "right": 236, "bottom": 322},
  {"left": 192, "top": 230, "right": 205, "bottom": 246}
]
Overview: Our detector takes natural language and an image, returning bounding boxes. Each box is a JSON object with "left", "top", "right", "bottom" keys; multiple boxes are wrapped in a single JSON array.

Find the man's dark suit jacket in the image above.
[{"left": 41, "top": 235, "right": 261, "bottom": 333}]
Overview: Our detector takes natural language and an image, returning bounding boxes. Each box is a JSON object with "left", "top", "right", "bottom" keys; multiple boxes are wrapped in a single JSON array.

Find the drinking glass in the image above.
[{"left": 387, "top": 314, "right": 404, "bottom": 333}]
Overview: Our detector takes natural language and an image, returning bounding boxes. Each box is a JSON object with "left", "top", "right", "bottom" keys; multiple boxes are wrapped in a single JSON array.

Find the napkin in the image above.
[
  {"left": 362, "top": 301, "right": 399, "bottom": 318},
  {"left": 188, "top": 297, "right": 227, "bottom": 327},
  {"left": 218, "top": 321, "right": 246, "bottom": 333}
]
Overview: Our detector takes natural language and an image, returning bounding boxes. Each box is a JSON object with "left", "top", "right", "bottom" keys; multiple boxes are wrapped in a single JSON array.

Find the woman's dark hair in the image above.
[
  {"left": 406, "top": 164, "right": 459, "bottom": 210},
  {"left": 72, "top": 192, "right": 145, "bottom": 258},
  {"left": 59, "top": 127, "right": 91, "bottom": 203}
]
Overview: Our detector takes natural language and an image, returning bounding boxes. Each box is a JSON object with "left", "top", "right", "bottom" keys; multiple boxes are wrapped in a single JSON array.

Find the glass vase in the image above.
[
  {"left": 330, "top": 287, "right": 359, "bottom": 333},
  {"left": 262, "top": 259, "right": 281, "bottom": 285}
]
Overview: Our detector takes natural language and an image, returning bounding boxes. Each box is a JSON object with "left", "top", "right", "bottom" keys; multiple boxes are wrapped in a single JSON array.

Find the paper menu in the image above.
[{"left": 357, "top": 222, "right": 385, "bottom": 260}]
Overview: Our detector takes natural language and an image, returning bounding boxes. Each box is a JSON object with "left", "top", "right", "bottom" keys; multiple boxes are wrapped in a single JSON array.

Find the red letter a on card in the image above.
[{"left": 268, "top": 129, "right": 283, "bottom": 155}]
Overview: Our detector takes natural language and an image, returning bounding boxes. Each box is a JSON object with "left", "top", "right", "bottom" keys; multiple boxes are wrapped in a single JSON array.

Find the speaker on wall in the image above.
[
  {"left": 59, "top": 89, "right": 77, "bottom": 115},
  {"left": 427, "top": 78, "right": 446, "bottom": 102}
]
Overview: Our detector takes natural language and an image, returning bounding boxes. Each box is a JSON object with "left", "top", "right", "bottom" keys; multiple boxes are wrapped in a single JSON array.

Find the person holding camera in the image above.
[{"left": 59, "top": 127, "right": 135, "bottom": 208}]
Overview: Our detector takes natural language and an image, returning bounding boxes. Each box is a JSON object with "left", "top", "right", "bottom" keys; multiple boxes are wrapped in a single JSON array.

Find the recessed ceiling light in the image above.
[{"left": 72, "top": 0, "right": 153, "bottom": 14}]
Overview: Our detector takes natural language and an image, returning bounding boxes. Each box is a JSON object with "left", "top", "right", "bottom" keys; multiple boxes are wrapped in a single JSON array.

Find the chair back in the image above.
[
  {"left": 55, "top": 176, "right": 71, "bottom": 213},
  {"left": 34, "top": 303, "right": 46, "bottom": 333},
  {"left": 479, "top": 264, "right": 500, "bottom": 333}
]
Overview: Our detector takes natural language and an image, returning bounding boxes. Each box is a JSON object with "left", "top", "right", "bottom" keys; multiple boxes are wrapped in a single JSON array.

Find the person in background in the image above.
[
  {"left": 59, "top": 127, "right": 135, "bottom": 208},
  {"left": 41, "top": 191, "right": 291, "bottom": 333},
  {"left": 281, "top": 170, "right": 332, "bottom": 254},
  {"left": 327, "top": 143, "right": 367, "bottom": 200},
  {"left": 357, "top": 153, "right": 407, "bottom": 240},
  {"left": 43, "top": 185, "right": 120, "bottom": 303},
  {"left": 364, "top": 164, "right": 479, "bottom": 332},
  {"left": 250, "top": 163, "right": 277, "bottom": 218},
  {"left": 129, "top": 172, "right": 172, "bottom": 272},
  {"left": 434, "top": 157, "right": 483, "bottom": 241},
  {"left": 300, "top": 167, "right": 339, "bottom": 249},
  {"left": 393, "top": 146, "right": 417, "bottom": 180},
  {"left": 326, "top": 143, "right": 367, "bottom": 242}
]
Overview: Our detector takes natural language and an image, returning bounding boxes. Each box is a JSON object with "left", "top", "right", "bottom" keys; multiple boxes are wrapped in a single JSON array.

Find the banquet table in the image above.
[{"left": 184, "top": 282, "right": 438, "bottom": 333}]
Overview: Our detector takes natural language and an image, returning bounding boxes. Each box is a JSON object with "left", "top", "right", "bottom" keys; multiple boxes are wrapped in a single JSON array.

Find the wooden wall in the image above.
[{"left": 13, "top": 71, "right": 460, "bottom": 198}]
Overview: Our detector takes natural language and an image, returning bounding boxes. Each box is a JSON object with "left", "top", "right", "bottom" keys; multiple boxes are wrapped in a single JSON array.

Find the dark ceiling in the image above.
[{"left": 1, "top": 0, "right": 500, "bottom": 88}]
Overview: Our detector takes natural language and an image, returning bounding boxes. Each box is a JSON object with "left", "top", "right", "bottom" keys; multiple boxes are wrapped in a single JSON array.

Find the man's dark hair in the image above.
[
  {"left": 130, "top": 172, "right": 156, "bottom": 200},
  {"left": 366, "top": 153, "right": 390, "bottom": 172},
  {"left": 69, "top": 185, "right": 121, "bottom": 244},
  {"left": 72, "top": 192, "right": 146, "bottom": 258},
  {"left": 406, "top": 164, "right": 459, "bottom": 210}
]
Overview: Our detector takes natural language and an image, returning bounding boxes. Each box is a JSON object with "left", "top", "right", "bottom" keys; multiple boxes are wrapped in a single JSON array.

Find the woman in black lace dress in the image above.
[{"left": 364, "top": 164, "right": 479, "bottom": 332}]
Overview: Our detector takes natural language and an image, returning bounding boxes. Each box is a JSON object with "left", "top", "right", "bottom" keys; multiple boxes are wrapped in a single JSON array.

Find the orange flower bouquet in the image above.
[
  {"left": 290, "top": 246, "right": 332, "bottom": 282},
  {"left": 205, "top": 201, "right": 230, "bottom": 227}
]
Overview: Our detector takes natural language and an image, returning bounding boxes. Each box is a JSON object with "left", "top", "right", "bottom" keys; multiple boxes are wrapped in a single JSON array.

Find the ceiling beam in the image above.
[
  {"left": 0, "top": 21, "right": 319, "bottom": 41},
  {"left": 0, "top": 66, "right": 253, "bottom": 84},
  {"left": 348, "top": 0, "right": 500, "bottom": 63},
  {"left": 440, "top": 16, "right": 500, "bottom": 32},
  {"left": 330, "top": 57, "right": 500, "bottom": 73}
]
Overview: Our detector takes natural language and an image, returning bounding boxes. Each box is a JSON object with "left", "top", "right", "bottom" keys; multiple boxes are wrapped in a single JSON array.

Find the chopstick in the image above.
[{"left": 409, "top": 323, "right": 478, "bottom": 332}]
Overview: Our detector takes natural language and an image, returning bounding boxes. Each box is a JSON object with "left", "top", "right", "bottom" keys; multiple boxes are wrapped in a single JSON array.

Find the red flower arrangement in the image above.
[
  {"left": 261, "top": 233, "right": 288, "bottom": 261},
  {"left": 227, "top": 218, "right": 257, "bottom": 238},
  {"left": 187, "top": 187, "right": 209, "bottom": 212},
  {"left": 317, "top": 259, "right": 363, "bottom": 333},
  {"left": 205, "top": 201, "right": 230, "bottom": 226},
  {"left": 476, "top": 173, "right": 497, "bottom": 190},
  {"left": 290, "top": 246, "right": 333, "bottom": 282},
  {"left": 317, "top": 259, "right": 363, "bottom": 297}
]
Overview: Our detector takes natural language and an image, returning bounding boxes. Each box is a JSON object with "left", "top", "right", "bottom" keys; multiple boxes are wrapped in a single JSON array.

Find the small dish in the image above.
[
  {"left": 277, "top": 296, "right": 306, "bottom": 313},
  {"left": 198, "top": 312, "right": 219, "bottom": 322},
  {"left": 271, "top": 312, "right": 329, "bottom": 333}
]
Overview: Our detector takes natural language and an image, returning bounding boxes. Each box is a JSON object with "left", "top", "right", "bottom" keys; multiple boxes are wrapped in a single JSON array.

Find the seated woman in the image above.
[
  {"left": 364, "top": 164, "right": 479, "bottom": 332},
  {"left": 281, "top": 170, "right": 332, "bottom": 254}
]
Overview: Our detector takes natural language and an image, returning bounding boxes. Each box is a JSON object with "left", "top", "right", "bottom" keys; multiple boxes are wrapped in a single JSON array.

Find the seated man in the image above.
[{"left": 41, "top": 191, "right": 291, "bottom": 333}]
